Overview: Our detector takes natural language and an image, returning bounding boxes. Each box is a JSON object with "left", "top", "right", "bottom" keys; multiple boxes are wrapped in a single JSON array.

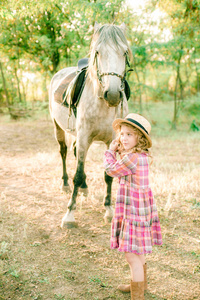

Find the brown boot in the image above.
[
  {"left": 117, "top": 263, "right": 147, "bottom": 293},
  {"left": 144, "top": 263, "right": 147, "bottom": 290},
  {"left": 130, "top": 281, "right": 144, "bottom": 300}
]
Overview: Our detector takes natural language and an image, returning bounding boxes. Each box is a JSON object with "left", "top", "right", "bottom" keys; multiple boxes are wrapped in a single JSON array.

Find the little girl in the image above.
[{"left": 104, "top": 113, "right": 162, "bottom": 300}]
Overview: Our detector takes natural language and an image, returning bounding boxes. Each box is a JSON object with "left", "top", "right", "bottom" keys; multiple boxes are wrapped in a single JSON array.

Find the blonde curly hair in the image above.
[{"left": 116, "top": 123, "right": 151, "bottom": 157}]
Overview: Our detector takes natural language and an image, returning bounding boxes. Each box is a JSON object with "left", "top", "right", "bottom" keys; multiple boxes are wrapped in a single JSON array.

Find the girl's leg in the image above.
[
  {"left": 138, "top": 254, "right": 145, "bottom": 266},
  {"left": 117, "top": 254, "right": 147, "bottom": 293},
  {"left": 125, "top": 253, "right": 145, "bottom": 299},
  {"left": 125, "top": 252, "right": 145, "bottom": 282}
]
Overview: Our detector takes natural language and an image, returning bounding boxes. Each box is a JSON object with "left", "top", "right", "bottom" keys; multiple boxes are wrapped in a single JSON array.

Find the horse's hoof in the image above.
[
  {"left": 79, "top": 187, "right": 88, "bottom": 197},
  {"left": 61, "top": 221, "right": 78, "bottom": 229},
  {"left": 61, "top": 210, "right": 77, "bottom": 229},
  {"left": 62, "top": 184, "right": 71, "bottom": 193},
  {"left": 104, "top": 206, "right": 114, "bottom": 223}
]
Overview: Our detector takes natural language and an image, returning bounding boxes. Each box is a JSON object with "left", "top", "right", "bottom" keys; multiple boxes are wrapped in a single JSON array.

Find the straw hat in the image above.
[{"left": 112, "top": 113, "right": 152, "bottom": 148}]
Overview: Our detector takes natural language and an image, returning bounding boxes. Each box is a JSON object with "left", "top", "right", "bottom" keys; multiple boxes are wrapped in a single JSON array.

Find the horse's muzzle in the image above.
[{"left": 104, "top": 89, "right": 123, "bottom": 107}]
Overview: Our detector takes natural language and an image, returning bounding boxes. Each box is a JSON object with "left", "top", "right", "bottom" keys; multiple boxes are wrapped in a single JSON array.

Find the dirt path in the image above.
[{"left": 0, "top": 116, "right": 199, "bottom": 300}]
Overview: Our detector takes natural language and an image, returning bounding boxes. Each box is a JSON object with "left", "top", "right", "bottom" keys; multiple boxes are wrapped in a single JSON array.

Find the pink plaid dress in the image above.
[{"left": 104, "top": 150, "right": 162, "bottom": 255}]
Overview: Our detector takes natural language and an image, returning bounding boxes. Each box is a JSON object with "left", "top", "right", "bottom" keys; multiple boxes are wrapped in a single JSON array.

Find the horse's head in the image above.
[{"left": 88, "top": 23, "right": 132, "bottom": 107}]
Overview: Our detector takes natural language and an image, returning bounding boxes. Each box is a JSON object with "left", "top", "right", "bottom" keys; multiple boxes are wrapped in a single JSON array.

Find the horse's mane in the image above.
[{"left": 88, "top": 24, "right": 131, "bottom": 84}]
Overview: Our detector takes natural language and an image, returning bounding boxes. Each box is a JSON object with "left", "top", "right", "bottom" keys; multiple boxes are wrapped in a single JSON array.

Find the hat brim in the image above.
[{"left": 112, "top": 118, "right": 152, "bottom": 148}]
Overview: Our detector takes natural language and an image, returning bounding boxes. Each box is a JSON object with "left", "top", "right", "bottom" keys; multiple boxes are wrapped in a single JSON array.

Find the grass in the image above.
[
  {"left": 128, "top": 95, "right": 200, "bottom": 134},
  {"left": 0, "top": 105, "right": 200, "bottom": 299}
]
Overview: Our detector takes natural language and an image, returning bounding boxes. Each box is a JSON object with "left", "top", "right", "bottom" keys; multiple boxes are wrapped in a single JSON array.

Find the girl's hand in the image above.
[{"left": 109, "top": 139, "right": 120, "bottom": 151}]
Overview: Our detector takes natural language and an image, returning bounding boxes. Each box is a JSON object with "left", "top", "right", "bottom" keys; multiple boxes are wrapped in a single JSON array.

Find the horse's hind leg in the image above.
[
  {"left": 61, "top": 134, "right": 90, "bottom": 228},
  {"left": 54, "top": 120, "right": 70, "bottom": 192},
  {"left": 61, "top": 160, "right": 87, "bottom": 228},
  {"left": 104, "top": 172, "right": 114, "bottom": 223}
]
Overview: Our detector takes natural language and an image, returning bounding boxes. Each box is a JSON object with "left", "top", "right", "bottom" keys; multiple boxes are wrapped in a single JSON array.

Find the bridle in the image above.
[
  {"left": 94, "top": 49, "right": 133, "bottom": 121},
  {"left": 94, "top": 50, "right": 133, "bottom": 92}
]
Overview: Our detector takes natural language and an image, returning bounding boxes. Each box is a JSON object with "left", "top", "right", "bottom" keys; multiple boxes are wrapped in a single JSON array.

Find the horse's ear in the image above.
[
  {"left": 119, "top": 23, "right": 126, "bottom": 34},
  {"left": 94, "top": 22, "right": 100, "bottom": 33}
]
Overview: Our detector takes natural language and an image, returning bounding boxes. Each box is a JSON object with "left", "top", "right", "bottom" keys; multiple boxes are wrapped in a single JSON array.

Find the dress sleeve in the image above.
[{"left": 104, "top": 150, "right": 138, "bottom": 177}]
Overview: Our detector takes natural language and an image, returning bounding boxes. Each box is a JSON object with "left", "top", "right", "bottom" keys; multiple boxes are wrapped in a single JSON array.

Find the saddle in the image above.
[{"left": 54, "top": 58, "right": 131, "bottom": 117}]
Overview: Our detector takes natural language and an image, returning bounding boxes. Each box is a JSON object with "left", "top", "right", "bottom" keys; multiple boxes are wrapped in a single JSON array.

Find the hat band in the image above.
[{"left": 126, "top": 118, "right": 149, "bottom": 135}]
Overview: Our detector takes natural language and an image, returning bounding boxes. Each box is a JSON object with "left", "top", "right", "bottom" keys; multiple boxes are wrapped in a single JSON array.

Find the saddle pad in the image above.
[
  {"left": 54, "top": 71, "right": 77, "bottom": 104},
  {"left": 71, "top": 69, "right": 87, "bottom": 107}
]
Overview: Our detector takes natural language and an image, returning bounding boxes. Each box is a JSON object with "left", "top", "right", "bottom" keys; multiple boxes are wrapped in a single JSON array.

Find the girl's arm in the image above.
[{"left": 104, "top": 150, "right": 138, "bottom": 177}]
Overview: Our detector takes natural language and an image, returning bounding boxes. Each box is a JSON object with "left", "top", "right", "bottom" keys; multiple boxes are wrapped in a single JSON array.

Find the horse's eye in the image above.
[{"left": 124, "top": 51, "right": 128, "bottom": 56}]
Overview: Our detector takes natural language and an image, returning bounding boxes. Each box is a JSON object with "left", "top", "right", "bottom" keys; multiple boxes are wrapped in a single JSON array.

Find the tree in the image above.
[
  {"left": 0, "top": 0, "right": 132, "bottom": 112},
  {"left": 155, "top": 0, "right": 200, "bottom": 128}
]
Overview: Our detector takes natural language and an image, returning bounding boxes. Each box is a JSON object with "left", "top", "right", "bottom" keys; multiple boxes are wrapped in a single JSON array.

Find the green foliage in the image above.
[
  {"left": 191, "top": 199, "right": 200, "bottom": 209},
  {"left": 54, "top": 294, "right": 65, "bottom": 300},
  {"left": 181, "top": 95, "right": 200, "bottom": 129},
  {"left": 190, "top": 120, "right": 200, "bottom": 132},
  {"left": 0, "top": 0, "right": 200, "bottom": 127},
  {"left": 89, "top": 276, "right": 107, "bottom": 287},
  {"left": 0, "top": 0, "right": 130, "bottom": 73},
  {"left": 186, "top": 102, "right": 200, "bottom": 117}
]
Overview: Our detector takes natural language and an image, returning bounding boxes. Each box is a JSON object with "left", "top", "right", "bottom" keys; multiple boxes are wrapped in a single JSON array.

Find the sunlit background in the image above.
[{"left": 0, "top": 0, "right": 199, "bottom": 130}]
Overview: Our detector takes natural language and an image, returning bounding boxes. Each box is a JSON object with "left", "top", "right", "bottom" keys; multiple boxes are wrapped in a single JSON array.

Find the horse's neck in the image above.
[
  {"left": 80, "top": 76, "right": 128, "bottom": 119},
  {"left": 83, "top": 79, "right": 111, "bottom": 112}
]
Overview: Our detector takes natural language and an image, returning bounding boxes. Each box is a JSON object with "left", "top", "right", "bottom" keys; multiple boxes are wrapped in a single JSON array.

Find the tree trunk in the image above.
[
  {"left": 142, "top": 70, "right": 148, "bottom": 108},
  {"left": 194, "top": 51, "right": 200, "bottom": 93},
  {"left": 178, "top": 67, "right": 184, "bottom": 100},
  {"left": 172, "top": 46, "right": 183, "bottom": 129},
  {"left": 185, "top": 63, "right": 191, "bottom": 96},
  {"left": 0, "top": 61, "right": 11, "bottom": 113},
  {"left": 52, "top": 49, "right": 60, "bottom": 74},
  {"left": 172, "top": 74, "right": 179, "bottom": 129},
  {"left": 14, "top": 65, "right": 22, "bottom": 102},
  {"left": 197, "top": 72, "right": 200, "bottom": 93},
  {"left": 134, "top": 66, "right": 142, "bottom": 113},
  {"left": 21, "top": 79, "right": 27, "bottom": 104},
  {"left": 43, "top": 71, "right": 49, "bottom": 102}
]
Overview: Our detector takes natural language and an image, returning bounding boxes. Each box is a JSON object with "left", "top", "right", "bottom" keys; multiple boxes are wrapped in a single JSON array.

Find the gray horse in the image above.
[{"left": 49, "top": 23, "right": 131, "bottom": 227}]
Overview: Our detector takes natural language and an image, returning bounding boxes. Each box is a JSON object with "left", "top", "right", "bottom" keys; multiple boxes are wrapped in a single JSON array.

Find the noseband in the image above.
[{"left": 94, "top": 50, "right": 133, "bottom": 90}]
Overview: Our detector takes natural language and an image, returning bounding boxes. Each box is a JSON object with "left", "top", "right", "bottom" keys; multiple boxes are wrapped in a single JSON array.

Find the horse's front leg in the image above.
[
  {"left": 104, "top": 172, "right": 114, "bottom": 223},
  {"left": 61, "top": 137, "right": 90, "bottom": 228},
  {"left": 73, "top": 143, "right": 88, "bottom": 196}
]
